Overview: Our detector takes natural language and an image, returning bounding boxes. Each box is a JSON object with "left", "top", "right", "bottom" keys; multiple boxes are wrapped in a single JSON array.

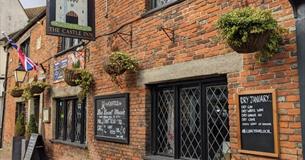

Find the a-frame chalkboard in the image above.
[
  {"left": 24, "top": 134, "right": 48, "bottom": 160},
  {"left": 236, "top": 89, "right": 279, "bottom": 158}
]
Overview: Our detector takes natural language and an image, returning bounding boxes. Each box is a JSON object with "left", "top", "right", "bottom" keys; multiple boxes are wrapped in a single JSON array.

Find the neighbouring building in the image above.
[
  {"left": 0, "top": 0, "right": 29, "bottom": 148},
  {"left": 2, "top": 0, "right": 304, "bottom": 160}
]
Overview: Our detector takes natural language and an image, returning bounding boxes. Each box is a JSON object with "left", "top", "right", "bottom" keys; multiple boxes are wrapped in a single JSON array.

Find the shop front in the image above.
[{"left": 1, "top": 0, "right": 304, "bottom": 160}]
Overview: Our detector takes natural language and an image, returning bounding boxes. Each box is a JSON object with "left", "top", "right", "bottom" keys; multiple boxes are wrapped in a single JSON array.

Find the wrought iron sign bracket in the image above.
[
  {"left": 117, "top": 26, "right": 133, "bottom": 48},
  {"left": 159, "top": 26, "right": 176, "bottom": 43}
]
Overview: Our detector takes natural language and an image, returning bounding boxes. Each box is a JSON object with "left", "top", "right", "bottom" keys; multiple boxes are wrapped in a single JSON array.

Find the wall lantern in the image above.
[{"left": 14, "top": 66, "right": 27, "bottom": 83}]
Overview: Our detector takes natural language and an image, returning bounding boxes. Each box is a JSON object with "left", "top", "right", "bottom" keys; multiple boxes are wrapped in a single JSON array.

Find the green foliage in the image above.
[
  {"left": 74, "top": 70, "right": 93, "bottom": 101},
  {"left": 104, "top": 51, "right": 138, "bottom": 81},
  {"left": 72, "top": 60, "right": 81, "bottom": 69},
  {"left": 22, "top": 85, "right": 32, "bottom": 101},
  {"left": 110, "top": 51, "right": 138, "bottom": 72},
  {"left": 217, "top": 7, "right": 283, "bottom": 62},
  {"left": 26, "top": 114, "right": 38, "bottom": 139},
  {"left": 31, "top": 81, "right": 48, "bottom": 89},
  {"left": 15, "top": 114, "right": 25, "bottom": 136}
]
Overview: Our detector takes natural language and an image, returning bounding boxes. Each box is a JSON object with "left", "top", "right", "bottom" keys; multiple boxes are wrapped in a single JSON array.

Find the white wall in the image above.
[
  {"left": 0, "top": 43, "right": 6, "bottom": 78},
  {"left": 0, "top": 0, "right": 29, "bottom": 39}
]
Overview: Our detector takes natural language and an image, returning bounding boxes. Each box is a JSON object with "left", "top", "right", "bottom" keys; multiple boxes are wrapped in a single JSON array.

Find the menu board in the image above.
[
  {"left": 94, "top": 93, "right": 129, "bottom": 144},
  {"left": 237, "top": 90, "right": 279, "bottom": 157},
  {"left": 24, "top": 134, "right": 47, "bottom": 160}
]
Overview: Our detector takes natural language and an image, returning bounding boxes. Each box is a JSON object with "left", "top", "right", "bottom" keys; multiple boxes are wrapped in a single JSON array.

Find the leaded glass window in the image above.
[
  {"left": 152, "top": 77, "right": 229, "bottom": 160},
  {"left": 156, "top": 88, "right": 175, "bottom": 156},
  {"left": 56, "top": 98, "right": 86, "bottom": 144}
]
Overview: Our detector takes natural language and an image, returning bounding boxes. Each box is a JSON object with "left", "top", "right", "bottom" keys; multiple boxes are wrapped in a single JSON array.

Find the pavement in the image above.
[{"left": 0, "top": 147, "right": 11, "bottom": 160}]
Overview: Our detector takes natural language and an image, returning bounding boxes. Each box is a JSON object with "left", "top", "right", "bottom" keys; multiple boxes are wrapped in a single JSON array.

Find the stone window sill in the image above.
[
  {"left": 144, "top": 155, "right": 176, "bottom": 160},
  {"left": 49, "top": 139, "right": 87, "bottom": 149},
  {"left": 141, "top": 0, "right": 185, "bottom": 18}
]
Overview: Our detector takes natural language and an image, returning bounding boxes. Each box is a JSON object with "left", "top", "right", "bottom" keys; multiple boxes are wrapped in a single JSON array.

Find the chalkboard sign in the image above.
[
  {"left": 24, "top": 134, "right": 47, "bottom": 160},
  {"left": 94, "top": 93, "right": 129, "bottom": 144},
  {"left": 236, "top": 90, "right": 279, "bottom": 158}
]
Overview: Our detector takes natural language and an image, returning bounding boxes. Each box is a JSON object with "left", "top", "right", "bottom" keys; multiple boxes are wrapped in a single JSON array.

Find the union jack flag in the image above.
[{"left": 2, "top": 32, "right": 37, "bottom": 71}]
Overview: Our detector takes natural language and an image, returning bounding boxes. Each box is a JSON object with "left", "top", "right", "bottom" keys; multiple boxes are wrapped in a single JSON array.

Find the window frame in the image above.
[
  {"left": 143, "top": 0, "right": 184, "bottom": 17},
  {"left": 55, "top": 97, "right": 86, "bottom": 145},
  {"left": 150, "top": 76, "right": 228, "bottom": 159},
  {"left": 60, "top": 37, "right": 81, "bottom": 52},
  {"left": 21, "top": 38, "right": 30, "bottom": 57},
  {"left": 15, "top": 102, "right": 26, "bottom": 123}
]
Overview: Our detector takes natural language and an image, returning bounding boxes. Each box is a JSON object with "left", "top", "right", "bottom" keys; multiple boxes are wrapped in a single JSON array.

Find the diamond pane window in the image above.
[
  {"left": 206, "top": 85, "right": 230, "bottom": 160},
  {"left": 180, "top": 86, "right": 202, "bottom": 159},
  {"left": 152, "top": 77, "right": 229, "bottom": 160},
  {"left": 156, "top": 88, "right": 175, "bottom": 156}
]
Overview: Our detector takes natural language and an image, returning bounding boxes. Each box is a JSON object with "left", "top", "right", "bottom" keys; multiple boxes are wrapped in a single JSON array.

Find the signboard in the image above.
[
  {"left": 53, "top": 59, "right": 67, "bottom": 81},
  {"left": 236, "top": 90, "right": 279, "bottom": 158},
  {"left": 46, "top": 0, "right": 95, "bottom": 40},
  {"left": 94, "top": 93, "right": 129, "bottom": 144},
  {"left": 24, "top": 134, "right": 47, "bottom": 160}
]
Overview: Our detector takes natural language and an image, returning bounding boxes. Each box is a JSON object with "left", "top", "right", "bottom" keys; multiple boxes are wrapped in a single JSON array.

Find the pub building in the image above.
[{"left": 1, "top": 0, "right": 304, "bottom": 160}]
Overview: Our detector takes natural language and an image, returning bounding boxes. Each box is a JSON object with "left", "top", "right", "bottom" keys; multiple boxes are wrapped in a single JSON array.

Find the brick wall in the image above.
[{"left": 2, "top": 0, "right": 302, "bottom": 159}]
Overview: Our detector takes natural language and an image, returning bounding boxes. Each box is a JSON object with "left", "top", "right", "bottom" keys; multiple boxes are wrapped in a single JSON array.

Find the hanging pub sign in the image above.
[
  {"left": 94, "top": 93, "right": 129, "bottom": 144},
  {"left": 46, "top": 0, "right": 95, "bottom": 40},
  {"left": 236, "top": 90, "right": 279, "bottom": 158}
]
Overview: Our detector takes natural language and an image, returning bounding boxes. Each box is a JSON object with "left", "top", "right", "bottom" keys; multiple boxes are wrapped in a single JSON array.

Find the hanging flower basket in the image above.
[
  {"left": 30, "top": 81, "right": 48, "bottom": 94},
  {"left": 11, "top": 88, "right": 24, "bottom": 98},
  {"left": 216, "top": 7, "right": 283, "bottom": 61},
  {"left": 64, "top": 69, "right": 81, "bottom": 86},
  {"left": 228, "top": 32, "right": 270, "bottom": 53},
  {"left": 103, "top": 51, "right": 138, "bottom": 78},
  {"left": 103, "top": 59, "right": 127, "bottom": 76}
]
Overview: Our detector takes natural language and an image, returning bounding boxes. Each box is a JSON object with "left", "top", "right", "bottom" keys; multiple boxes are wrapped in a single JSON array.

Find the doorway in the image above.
[{"left": 151, "top": 76, "right": 230, "bottom": 160}]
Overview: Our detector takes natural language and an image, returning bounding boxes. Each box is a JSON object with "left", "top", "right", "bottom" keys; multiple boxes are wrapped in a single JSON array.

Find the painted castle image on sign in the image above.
[{"left": 51, "top": 0, "right": 92, "bottom": 32}]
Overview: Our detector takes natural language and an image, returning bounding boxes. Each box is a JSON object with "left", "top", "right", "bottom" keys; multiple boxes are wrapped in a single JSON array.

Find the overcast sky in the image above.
[{"left": 19, "top": 0, "right": 46, "bottom": 8}]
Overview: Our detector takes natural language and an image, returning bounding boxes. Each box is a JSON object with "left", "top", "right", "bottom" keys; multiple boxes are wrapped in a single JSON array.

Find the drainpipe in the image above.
[{"left": 289, "top": 1, "right": 305, "bottom": 158}]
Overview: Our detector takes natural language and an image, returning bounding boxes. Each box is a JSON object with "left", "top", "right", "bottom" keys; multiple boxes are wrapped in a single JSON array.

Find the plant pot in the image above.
[
  {"left": 11, "top": 89, "right": 24, "bottom": 98},
  {"left": 103, "top": 60, "right": 127, "bottom": 76},
  {"left": 228, "top": 32, "right": 270, "bottom": 53},
  {"left": 64, "top": 69, "right": 81, "bottom": 86},
  {"left": 12, "top": 136, "right": 26, "bottom": 160},
  {"left": 30, "top": 85, "right": 45, "bottom": 94}
]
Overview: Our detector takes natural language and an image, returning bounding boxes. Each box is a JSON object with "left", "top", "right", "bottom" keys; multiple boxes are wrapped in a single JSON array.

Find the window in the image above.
[
  {"left": 56, "top": 98, "right": 86, "bottom": 144},
  {"left": 151, "top": 77, "right": 230, "bottom": 160},
  {"left": 15, "top": 102, "right": 25, "bottom": 122},
  {"left": 21, "top": 38, "right": 30, "bottom": 57},
  {"left": 18, "top": 38, "right": 30, "bottom": 67},
  {"left": 60, "top": 37, "right": 81, "bottom": 51},
  {"left": 150, "top": 0, "right": 177, "bottom": 9}
]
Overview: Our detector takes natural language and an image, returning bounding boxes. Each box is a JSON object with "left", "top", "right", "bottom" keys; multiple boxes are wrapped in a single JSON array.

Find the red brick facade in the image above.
[{"left": 2, "top": 0, "right": 303, "bottom": 160}]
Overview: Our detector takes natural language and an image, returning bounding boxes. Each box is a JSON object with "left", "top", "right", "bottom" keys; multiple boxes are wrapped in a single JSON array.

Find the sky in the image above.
[{"left": 19, "top": 0, "right": 46, "bottom": 8}]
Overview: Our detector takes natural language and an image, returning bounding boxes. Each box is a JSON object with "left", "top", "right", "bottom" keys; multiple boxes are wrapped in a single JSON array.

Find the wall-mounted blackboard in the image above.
[
  {"left": 236, "top": 90, "right": 279, "bottom": 158},
  {"left": 94, "top": 93, "right": 129, "bottom": 144}
]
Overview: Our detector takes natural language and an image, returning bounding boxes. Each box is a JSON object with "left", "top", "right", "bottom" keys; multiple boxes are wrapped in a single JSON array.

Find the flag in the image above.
[{"left": 2, "top": 32, "right": 37, "bottom": 71}]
